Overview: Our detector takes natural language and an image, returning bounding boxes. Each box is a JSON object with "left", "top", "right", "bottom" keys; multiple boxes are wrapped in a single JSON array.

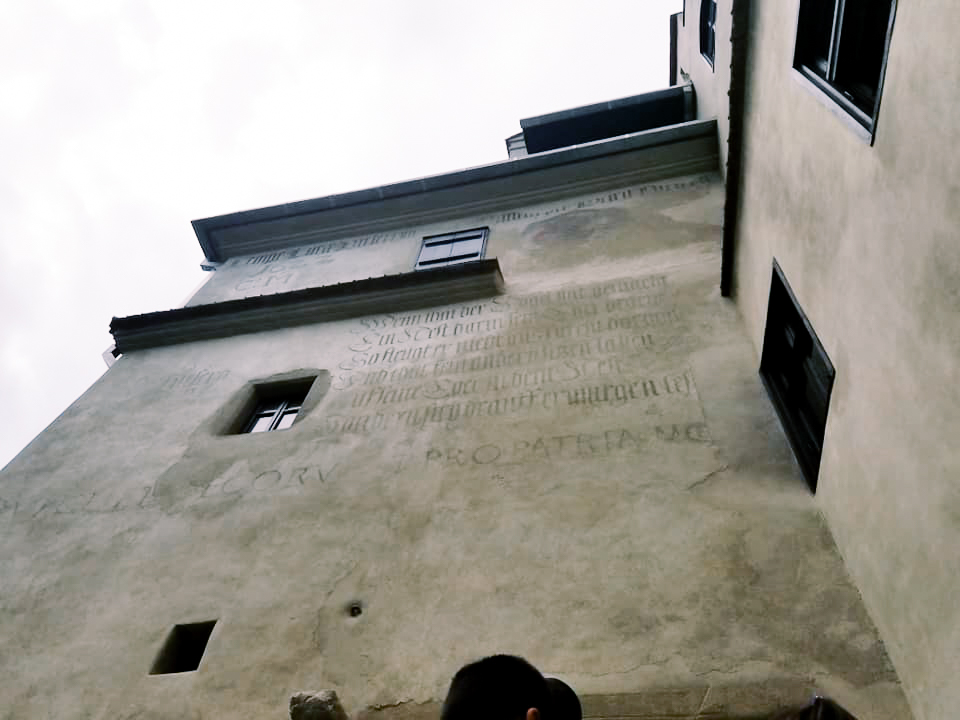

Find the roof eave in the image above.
[{"left": 193, "top": 119, "right": 719, "bottom": 264}]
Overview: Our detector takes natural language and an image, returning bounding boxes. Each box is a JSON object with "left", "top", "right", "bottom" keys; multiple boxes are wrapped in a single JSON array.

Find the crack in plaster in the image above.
[
  {"left": 694, "top": 685, "right": 711, "bottom": 717},
  {"left": 566, "top": 657, "right": 673, "bottom": 678},
  {"left": 687, "top": 465, "right": 730, "bottom": 491},
  {"left": 370, "top": 699, "right": 416, "bottom": 710}
]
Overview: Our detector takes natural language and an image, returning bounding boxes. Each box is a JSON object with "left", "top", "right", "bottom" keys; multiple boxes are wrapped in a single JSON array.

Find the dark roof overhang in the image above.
[{"left": 519, "top": 86, "right": 696, "bottom": 154}]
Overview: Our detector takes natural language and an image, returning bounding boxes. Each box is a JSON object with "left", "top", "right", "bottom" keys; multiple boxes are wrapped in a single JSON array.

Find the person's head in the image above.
[{"left": 440, "top": 655, "right": 581, "bottom": 720}]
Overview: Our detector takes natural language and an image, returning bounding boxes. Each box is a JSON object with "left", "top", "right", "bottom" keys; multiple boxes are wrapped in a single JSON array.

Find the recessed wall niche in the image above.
[{"left": 149, "top": 620, "right": 217, "bottom": 675}]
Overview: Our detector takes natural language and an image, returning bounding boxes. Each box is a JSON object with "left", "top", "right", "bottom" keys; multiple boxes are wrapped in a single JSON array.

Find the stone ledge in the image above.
[{"left": 110, "top": 259, "right": 504, "bottom": 354}]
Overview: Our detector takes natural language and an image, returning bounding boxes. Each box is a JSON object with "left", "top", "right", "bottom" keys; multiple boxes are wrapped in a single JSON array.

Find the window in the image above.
[
  {"left": 217, "top": 371, "right": 328, "bottom": 437},
  {"left": 416, "top": 228, "right": 488, "bottom": 270},
  {"left": 700, "top": 0, "right": 717, "bottom": 67},
  {"left": 759, "top": 262, "right": 835, "bottom": 492},
  {"left": 242, "top": 378, "right": 313, "bottom": 433},
  {"left": 793, "top": 0, "right": 896, "bottom": 133},
  {"left": 149, "top": 620, "right": 217, "bottom": 674}
]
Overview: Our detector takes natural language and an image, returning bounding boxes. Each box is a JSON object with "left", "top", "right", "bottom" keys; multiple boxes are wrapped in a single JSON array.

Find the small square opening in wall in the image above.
[
  {"left": 760, "top": 262, "right": 835, "bottom": 493},
  {"left": 416, "top": 228, "right": 488, "bottom": 270},
  {"left": 215, "top": 370, "right": 330, "bottom": 437},
  {"left": 149, "top": 620, "right": 216, "bottom": 675},
  {"left": 241, "top": 377, "right": 316, "bottom": 434}
]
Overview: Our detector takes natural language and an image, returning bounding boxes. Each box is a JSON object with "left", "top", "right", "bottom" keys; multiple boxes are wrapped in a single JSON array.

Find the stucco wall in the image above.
[
  {"left": 731, "top": 3, "right": 960, "bottom": 720},
  {"left": 0, "top": 176, "right": 910, "bottom": 719},
  {"left": 674, "top": 0, "right": 732, "bottom": 174}
]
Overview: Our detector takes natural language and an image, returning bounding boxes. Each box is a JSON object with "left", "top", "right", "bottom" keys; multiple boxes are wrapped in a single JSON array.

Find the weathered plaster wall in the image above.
[
  {"left": 0, "top": 176, "right": 909, "bottom": 719},
  {"left": 731, "top": 3, "right": 960, "bottom": 720},
  {"left": 186, "top": 175, "right": 718, "bottom": 306},
  {"left": 674, "top": 0, "right": 732, "bottom": 174}
]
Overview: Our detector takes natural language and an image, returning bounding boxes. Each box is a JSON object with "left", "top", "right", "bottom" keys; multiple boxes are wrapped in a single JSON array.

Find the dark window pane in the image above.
[
  {"left": 834, "top": 0, "right": 894, "bottom": 114},
  {"left": 700, "top": 0, "right": 717, "bottom": 61},
  {"left": 759, "top": 265, "right": 835, "bottom": 493},
  {"left": 796, "top": 0, "right": 837, "bottom": 78}
]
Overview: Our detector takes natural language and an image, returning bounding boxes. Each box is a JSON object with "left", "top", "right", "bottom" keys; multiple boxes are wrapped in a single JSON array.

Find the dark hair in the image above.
[{"left": 440, "top": 655, "right": 552, "bottom": 720}]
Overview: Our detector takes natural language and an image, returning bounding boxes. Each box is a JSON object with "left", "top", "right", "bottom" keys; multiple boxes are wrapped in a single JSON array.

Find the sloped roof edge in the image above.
[{"left": 193, "top": 119, "right": 718, "bottom": 263}]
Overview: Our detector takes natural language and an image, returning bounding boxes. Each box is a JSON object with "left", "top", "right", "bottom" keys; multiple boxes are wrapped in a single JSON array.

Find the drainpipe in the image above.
[{"left": 721, "top": 0, "right": 750, "bottom": 297}]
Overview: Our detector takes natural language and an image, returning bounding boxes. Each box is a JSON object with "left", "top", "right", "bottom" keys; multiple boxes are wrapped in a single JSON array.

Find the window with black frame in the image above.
[
  {"left": 794, "top": 0, "right": 896, "bottom": 133},
  {"left": 700, "top": 0, "right": 717, "bottom": 67},
  {"left": 759, "top": 262, "right": 835, "bottom": 493}
]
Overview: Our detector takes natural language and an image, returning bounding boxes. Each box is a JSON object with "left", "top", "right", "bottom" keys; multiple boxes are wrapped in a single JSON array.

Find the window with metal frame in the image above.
[
  {"left": 243, "top": 384, "right": 310, "bottom": 433},
  {"left": 794, "top": 0, "right": 896, "bottom": 132},
  {"left": 700, "top": 0, "right": 717, "bottom": 67},
  {"left": 415, "top": 228, "right": 488, "bottom": 270},
  {"left": 759, "top": 262, "right": 835, "bottom": 493}
]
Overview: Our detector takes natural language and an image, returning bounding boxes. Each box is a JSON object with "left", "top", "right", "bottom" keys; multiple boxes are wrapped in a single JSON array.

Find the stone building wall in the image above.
[
  {"left": 0, "top": 175, "right": 910, "bottom": 719},
  {"left": 727, "top": 3, "right": 960, "bottom": 720}
]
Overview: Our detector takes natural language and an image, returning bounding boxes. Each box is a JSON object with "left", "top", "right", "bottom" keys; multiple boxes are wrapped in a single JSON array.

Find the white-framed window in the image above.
[
  {"left": 241, "top": 379, "right": 314, "bottom": 433},
  {"left": 244, "top": 396, "right": 305, "bottom": 433},
  {"left": 793, "top": 0, "right": 896, "bottom": 134},
  {"left": 415, "top": 228, "right": 488, "bottom": 270}
]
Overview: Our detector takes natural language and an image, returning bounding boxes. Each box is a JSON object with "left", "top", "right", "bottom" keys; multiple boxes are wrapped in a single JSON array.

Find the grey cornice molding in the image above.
[
  {"left": 193, "top": 119, "right": 719, "bottom": 263},
  {"left": 110, "top": 260, "right": 504, "bottom": 354}
]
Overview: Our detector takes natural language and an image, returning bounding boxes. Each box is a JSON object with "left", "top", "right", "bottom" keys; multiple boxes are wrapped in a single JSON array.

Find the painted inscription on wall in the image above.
[
  {"left": 0, "top": 464, "right": 335, "bottom": 521},
  {"left": 235, "top": 229, "right": 418, "bottom": 268},
  {"left": 215, "top": 174, "right": 714, "bottom": 299},
  {"left": 228, "top": 175, "right": 713, "bottom": 273},
  {"left": 159, "top": 368, "right": 230, "bottom": 395},
  {"left": 220, "top": 229, "right": 420, "bottom": 296},
  {"left": 324, "top": 273, "right": 704, "bottom": 436}
]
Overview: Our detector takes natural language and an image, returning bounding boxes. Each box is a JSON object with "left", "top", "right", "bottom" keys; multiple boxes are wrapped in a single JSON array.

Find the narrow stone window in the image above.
[
  {"left": 760, "top": 262, "right": 835, "bottom": 492},
  {"left": 149, "top": 620, "right": 217, "bottom": 674},
  {"left": 216, "top": 370, "right": 329, "bottom": 437},
  {"left": 416, "top": 228, "right": 488, "bottom": 270},
  {"left": 241, "top": 377, "right": 316, "bottom": 433}
]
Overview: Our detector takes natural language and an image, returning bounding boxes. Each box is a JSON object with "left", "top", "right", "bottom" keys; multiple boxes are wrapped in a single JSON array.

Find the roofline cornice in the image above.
[{"left": 192, "top": 119, "right": 719, "bottom": 263}]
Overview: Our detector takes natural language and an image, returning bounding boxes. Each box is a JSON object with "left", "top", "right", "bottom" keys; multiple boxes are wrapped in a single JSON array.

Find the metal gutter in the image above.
[{"left": 721, "top": 0, "right": 751, "bottom": 297}]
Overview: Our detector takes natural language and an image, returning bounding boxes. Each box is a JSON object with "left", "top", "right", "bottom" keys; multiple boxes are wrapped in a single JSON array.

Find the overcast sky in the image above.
[{"left": 0, "top": 0, "right": 681, "bottom": 469}]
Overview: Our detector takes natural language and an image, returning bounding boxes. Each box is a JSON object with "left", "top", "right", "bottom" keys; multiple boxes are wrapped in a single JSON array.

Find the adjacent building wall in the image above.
[
  {"left": 730, "top": 3, "right": 960, "bottom": 720},
  {"left": 0, "top": 175, "right": 910, "bottom": 719},
  {"left": 674, "top": 1, "right": 733, "bottom": 175}
]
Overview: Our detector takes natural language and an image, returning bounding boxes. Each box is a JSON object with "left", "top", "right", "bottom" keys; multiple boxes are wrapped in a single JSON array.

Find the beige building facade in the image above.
[
  {"left": 677, "top": 2, "right": 959, "bottom": 720},
  {"left": 2, "top": 5, "right": 952, "bottom": 719}
]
